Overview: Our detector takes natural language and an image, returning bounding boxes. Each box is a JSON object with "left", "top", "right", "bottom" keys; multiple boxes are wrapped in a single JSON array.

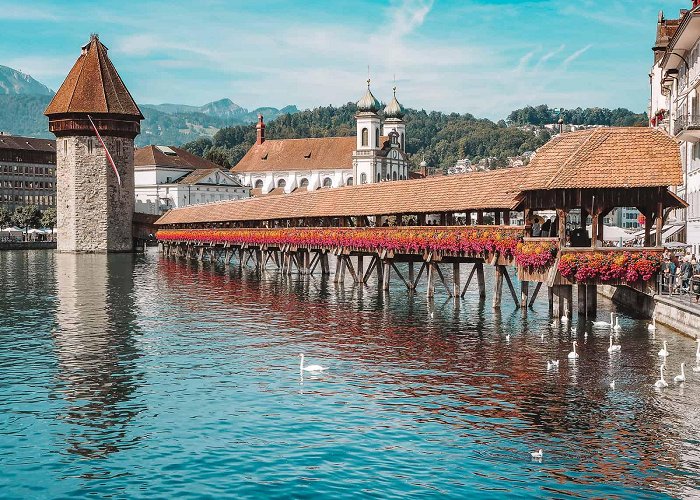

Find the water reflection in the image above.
[
  {"left": 53, "top": 253, "right": 144, "bottom": 459},
  {"left": 157, "top": 256, "right": 700, "bottom": 497}
]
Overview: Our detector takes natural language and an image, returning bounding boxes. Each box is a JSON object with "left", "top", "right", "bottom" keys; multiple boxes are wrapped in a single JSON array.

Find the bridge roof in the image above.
[
  {"left": 155, "top": 168, "right": 523, "bottom": 225},
  {"left": 515, "top": 127, "right": 681, "bottom": 190}
]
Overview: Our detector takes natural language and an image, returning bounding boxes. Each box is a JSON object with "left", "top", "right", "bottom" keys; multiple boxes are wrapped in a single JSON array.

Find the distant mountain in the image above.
[
  {"left": 142, "top": 98, "right": 299, "bottom": 124},
  {"left": 0, "top": 65, "right": 53, "bottom": 96}
]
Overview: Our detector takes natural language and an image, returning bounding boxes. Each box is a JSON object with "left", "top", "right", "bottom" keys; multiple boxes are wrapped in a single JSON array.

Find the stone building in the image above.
[
  {"left": 45, "top": 35, "right": 143, "bottom": 253},
  {"left": 134, "top": 145, "right": 248, "bottom": 215},
  {"left": 0, "top": 134, "right": 57, "bottom": 211},
  {"left": 231, "top": 81, "right": 409, "bottom": 195}
]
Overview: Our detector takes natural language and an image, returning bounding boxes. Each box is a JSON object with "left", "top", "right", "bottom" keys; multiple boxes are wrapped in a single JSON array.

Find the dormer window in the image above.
[
  {"left": 261, "top": 153, "right": 268, "bottom": 160},
  {"left": 304, "top": 151, "right": 312, "bottom": 158}
]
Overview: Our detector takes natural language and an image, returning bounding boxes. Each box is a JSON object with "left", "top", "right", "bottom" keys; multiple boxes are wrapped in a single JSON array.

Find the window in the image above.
[
  {"left": 361, "top": 173, "right": 367, "bottom": 184},
  {"left": 277, "top": 179, "right": 286, "bottom": 188},
  {"left": 322, "top": 177, "right": 332, "bottom": 188},
  {"left": 377, "top": 173, "right": 381, "bottom": 182},
  {"left": 401, "top": 133, "right": 405, "bottom": 150},
  {"left": 300, "top": 178, "right": 309, "bottom": 188},
  {"left": 254, "top": 179, "right": 264, "bottom": 188},
  {"left": 694, "top": 142, "right": 700, "bottom": 161},
  {"left": 392, "top": 171, "right": 397, "bottom": 181},
  {"left": 87, "top": 138, "right": 93, "bottom": 155},
  {"left": 347, "top": 177, "right": 353, "bottom": 186},
  {"left": 375, "top": 128, "right": 380, "bottom": 148},
  {"left": 361, "top": 128, "right": 368, "bottom": 147}
]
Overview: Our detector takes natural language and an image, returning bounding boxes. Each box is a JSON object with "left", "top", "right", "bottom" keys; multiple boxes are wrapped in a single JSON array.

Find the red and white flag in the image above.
[{"left": 87, "top": 115, "right": 122, "bottom": 188}]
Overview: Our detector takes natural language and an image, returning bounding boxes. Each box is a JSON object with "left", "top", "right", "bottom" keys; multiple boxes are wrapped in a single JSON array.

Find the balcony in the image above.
[{"left": 673, "top": 114, "right": 700, "bottom": 141}]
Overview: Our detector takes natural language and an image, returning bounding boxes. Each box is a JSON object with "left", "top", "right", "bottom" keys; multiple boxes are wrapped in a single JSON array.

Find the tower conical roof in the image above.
[
  {"left": 45, "top": 35, "right": 143, "bottom": 118},
  {"left": 384, "top": 87, "right": 404, "bottom": 119},
  {"left": 356, "top": 79, "right": 381, "bottom": 113}
]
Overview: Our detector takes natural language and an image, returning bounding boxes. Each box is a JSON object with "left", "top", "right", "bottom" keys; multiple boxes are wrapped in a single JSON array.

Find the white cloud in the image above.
[
  {"left": 0, "top": 5, "right": 60, "bottom": 21},
  {"left": 386, "top": 0, "right": 435, "bottom": 38},
  {"left": 562, "top": 45, "right": 593, "bottom": 69},
  {"left": 535, "top": 44, "right": 565, "bottom": 70}
]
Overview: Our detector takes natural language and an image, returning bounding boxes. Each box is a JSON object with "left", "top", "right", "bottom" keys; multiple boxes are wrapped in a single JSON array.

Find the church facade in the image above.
[{"left": 231, "top": 82, "right": 410, "bottom": 195}]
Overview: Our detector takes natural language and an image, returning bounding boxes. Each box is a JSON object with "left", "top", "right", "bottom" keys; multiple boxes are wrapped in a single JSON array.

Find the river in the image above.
[{"left": 1, "top": 250, "right": 699, "bottom": 498}]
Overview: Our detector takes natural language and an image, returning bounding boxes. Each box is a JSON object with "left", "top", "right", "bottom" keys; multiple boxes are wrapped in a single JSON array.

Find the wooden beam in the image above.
[
  {"left": 434, "top": 263, "right": 452, "bottom": 296},
  {"left": 520, "top": 280, "right": 529, "bottom": 309},
  {"left": 413, "top": 262, "right": 427, "bottom": 289},
  {"left": 501, "top": 266, "right": 519, "bottom": 308},
  {"left": 493, "top": 265, "right": 504, "bottom": 308},
  {"left": 528, "top": 282, "right": 542, "bottom": 308},
  {"left": 426, "top": 262, "right": 435, "bottom": 298},
  {"left": 452, "top": 262, "right": 461, "bottom": 297},
  {"left": 476, "top": 262, "right": 486, "bottom": 298},
  {"left": 461, "top": 263, "right": 478, "bottom": 297},
  {"left": 391, "top": 261, "right": 412, "bottom": 290},
  {"left": 655, "top": 200, "right": 663, "bottom": 247}
]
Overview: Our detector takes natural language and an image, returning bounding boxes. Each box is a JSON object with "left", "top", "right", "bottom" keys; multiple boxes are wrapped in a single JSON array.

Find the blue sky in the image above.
[{"left": 0, "top": 0, "right": 692, "bottom": 119}]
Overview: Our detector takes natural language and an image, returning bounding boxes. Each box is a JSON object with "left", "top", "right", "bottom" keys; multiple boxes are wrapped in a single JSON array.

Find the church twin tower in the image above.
[{"left": 45, "top": 35, "right": 143, "bottom": 253}]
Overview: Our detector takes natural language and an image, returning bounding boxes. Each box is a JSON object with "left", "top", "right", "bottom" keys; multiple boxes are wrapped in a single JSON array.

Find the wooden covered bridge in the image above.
[{"left": 155, "top": 127, "right": 685, "bottom": 318}]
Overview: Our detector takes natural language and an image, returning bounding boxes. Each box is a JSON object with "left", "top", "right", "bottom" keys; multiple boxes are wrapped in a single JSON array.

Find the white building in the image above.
[
  {"left": 134, "top": 145, "right": 248, "bottom": 215},
  {"left": 232, "top": 81, "right": 410, "bottom": 195},
  {"left": 649, "top": 3, "right": 700, "bottom": 253}
]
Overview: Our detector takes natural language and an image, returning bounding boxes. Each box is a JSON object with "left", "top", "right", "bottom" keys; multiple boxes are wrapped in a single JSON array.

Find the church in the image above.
[{"left": 231, "top": 81, "right": 410, "bottom": 195}]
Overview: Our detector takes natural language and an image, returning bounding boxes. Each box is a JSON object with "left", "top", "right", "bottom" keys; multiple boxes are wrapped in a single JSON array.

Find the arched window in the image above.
[
  {"left": 323, "top": 177, "right": 332, "bottom": 188},
  {"left": 377, "top": 173, "right": 381, "bottom": 182},
  {"left": 254, "top": 179, "right": 263, "bottom": 188},
  {"left": 299, "top": 178, "right": 309, "bottom": 188},
  {"left": 347, "top": 177, "right": 353, "bottom": 186},
  {"left": 361, "top": 128, "right": 368, "bottom": 147},
  {"left": 386, "top": 174, "right": 391, "bottom": 181},
  {"left": 375, "top": 128, "right": 380, "bottom": 147},
  {"left": 361, "top": 173, "right": 367, "bottom": 184},
  {"left": 392, "top": 171, "right": 397, "bottom": 181},
  {"left": 401, "top": 133, "right": 405, "bottom": 150},
  {"left": 277, "top": 179, "right": 286, "bottom": 188}
]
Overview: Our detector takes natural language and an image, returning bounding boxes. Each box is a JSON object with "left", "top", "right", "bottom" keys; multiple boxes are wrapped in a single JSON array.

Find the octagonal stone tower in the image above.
[{"left": 45, "top": 35, "right": 143, "bottom": 253}]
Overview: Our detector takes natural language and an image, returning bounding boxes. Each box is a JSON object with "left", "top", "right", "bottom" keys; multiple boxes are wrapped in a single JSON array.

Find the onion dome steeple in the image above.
[
  {"left": 384, "top": 87, "right": 405, "bottom": 119},
  {"left": 356, "top": 79, "right": 381, "bottom": 113}
]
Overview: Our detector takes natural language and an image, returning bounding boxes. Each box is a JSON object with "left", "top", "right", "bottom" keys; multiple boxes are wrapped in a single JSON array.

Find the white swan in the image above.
[
  {"left": 299, "top": 354, "right": 327, "bottom": 373},
  {"left": 568, "top": 341, "right": 579, "bottom": 360},
  {"left": 612, "top": 315, "right": 622, "bottom": 333},
  {"left": 648, "top": 315, "right": 656, "bottom": 332},
  {"left": 609, "top": 380, "right": 615, "bottom": 390},
  {"left": 654, "top": 364, "right": 668, "bottom": 388},
  {"left": 530, "top": 449, "right": 543, "bottom": 459},
  {"left": 607, "top": 335, "right": 621, "bottom": 353},
  {"left": 592, "top": 312, "right": 614, "bottom": 329},
  {"left": 658, "top": 340, "right": 669, "bottom": 357},
  {"left": 674, "top": 363, "right": 686, "bottom": 383},
  {"left": 561, "top": 307, "right": 569, "bottom": 324}
]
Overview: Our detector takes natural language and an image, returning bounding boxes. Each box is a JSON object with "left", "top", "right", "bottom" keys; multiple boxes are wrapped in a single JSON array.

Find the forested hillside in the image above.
[
  {"left": 507, "top": 105, "right": 647, "bottom": 127},
  {"left": 183, "top": 103, "right": 554, "bottom": 171}
]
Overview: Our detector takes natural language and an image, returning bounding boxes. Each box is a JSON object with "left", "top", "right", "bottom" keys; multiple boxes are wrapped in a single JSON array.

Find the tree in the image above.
[
  {"left": 0, "top": 206, "right": 11, "bottom": 228},
  {"left": 11, "top": 205, "right": 42, "bottom": 237},
  {"left": 40, "top": 207, "right": 57, "bottom": 230}
]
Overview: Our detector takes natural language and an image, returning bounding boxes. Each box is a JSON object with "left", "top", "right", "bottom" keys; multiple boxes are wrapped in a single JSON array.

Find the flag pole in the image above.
[{"left": 87, "top": 114, "right": 122, "bottom": 189}]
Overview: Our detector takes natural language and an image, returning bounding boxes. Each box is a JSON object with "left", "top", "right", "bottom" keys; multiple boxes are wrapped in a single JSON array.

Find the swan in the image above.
[
  {"left": 592, "top": 312, "right": 614, "bottom": 329},
  {"left": 648, "top": 315, "right": 656, "bottom": 332},
  {"left": 561, "top": 307, "right": 569, "bottom": 324},
  {"left": 658, "top": 340, "right": 669, "bottom": 357},
  {"left": 299, "top": 354, "right": 327, "bottom": 373},
  {"left": 612, "top": 315, "right": 622, "bottom": 333},
  {"left": 505, "top": 334, "right": 510, "bottom": 342},
  {"left": 568, "top": 341, "right": 579, "bottom": 360},
  {"left": 607, "top": 335, "right": 621, "bottom": 353},
  {"left": 609, "top": 380, "right": 615, "bottom": 390},
  {"left": 674, "top": 363, "right": 686, "bottom": 383},
  {"left": 654, "top": 364, "right": 668, "bottom": 388},
  {"left": 530, "top": 449, "right": 543, "bottom": 459}
]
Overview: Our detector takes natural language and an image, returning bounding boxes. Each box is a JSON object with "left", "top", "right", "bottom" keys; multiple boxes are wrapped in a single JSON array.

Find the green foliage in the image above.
[
  {"left": 507, "top": 104, "right": 647, "bottom": 127},
  {"left": 11, "top": 205, "right": 42, "bottom": 232},
  {"left": 40, "top": 207, "right": 57, "bottom": 229},
  {"left": 0, "top": 206, "right": 11, "bottom": 227}
]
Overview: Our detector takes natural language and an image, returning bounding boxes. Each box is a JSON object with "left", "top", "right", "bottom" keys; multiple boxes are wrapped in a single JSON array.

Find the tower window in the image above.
[
  {"left": 361, "top": 128, "right": 368, "bottom": 147},
  {"left": 375, "top": 128, "right": 380, "bottom": 148},
  {"left": 323, "top": 177, "right": 332, "bottom": 188},
  {"left": 361, "top": 173, "right": 367, "bottom": 184},
  {"left": 392, "top": 171, "right": 397, "bottom": 181},
  {"left": 377, "top": 173, "right": 381, "bottom": 182},
  {"left": 87, "top": 139, "right": 93, "bottom": 155},
  {"left": 347, "top": 177, "right": 353, "bottom": 186},
  {"left": 401, "top": 133, "right": 405, "bottom": 150}
]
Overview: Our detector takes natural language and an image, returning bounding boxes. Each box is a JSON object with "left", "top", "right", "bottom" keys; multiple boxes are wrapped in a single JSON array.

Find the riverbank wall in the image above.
[
  {"left": 599, "top": 285, "right": 699, "bottom": 339},
  {"left": 0, "top": 242, "right": 56, "bottom": 251}
]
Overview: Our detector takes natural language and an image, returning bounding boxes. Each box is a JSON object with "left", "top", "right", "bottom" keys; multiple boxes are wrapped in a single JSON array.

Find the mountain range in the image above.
[{"left": 0, "top": 65, "right": 298, "bottom": 146}]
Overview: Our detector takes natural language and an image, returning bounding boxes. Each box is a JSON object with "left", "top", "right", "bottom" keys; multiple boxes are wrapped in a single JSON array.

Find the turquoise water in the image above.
[{"left": 1, "top": 250, "right": 699, "bottom": 499}]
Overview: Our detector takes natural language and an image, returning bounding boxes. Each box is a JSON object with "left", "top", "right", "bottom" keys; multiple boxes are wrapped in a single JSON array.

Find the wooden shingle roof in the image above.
[
  {"left": 44, "top": 35, "right": 143, "bottom": 118},
  {"left": 135, "top": 145, "right": 222, "bottom": 170},
  {"left": 155, "top": 168, "right": 523, "bottom": 225},
  {"left": 516, "top": 127, "right": 682, "bottom": 190}
]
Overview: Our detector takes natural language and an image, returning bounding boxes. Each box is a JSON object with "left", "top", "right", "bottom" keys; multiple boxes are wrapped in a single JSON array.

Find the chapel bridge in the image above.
[{"left": 155, "top": 128, "right": 686, "bottom": 317}]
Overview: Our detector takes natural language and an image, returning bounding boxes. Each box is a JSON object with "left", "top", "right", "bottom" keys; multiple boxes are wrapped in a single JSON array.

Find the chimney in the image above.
[{"left": 256, "top": 114, "right": 265, "bottom": 145}]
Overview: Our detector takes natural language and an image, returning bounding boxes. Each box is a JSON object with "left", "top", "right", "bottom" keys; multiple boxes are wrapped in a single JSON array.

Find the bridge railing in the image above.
[{"left": 157, "top": 226, "right": 526, "bottom": 260}]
